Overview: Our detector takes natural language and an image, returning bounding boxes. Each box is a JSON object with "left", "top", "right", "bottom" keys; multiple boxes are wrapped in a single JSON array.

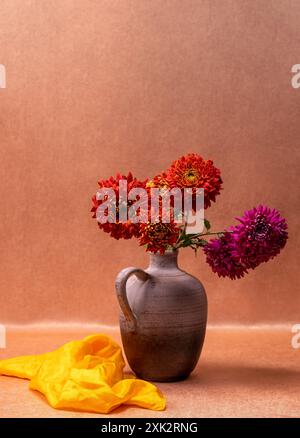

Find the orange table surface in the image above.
[{"left": 0, "top": 325, "right": 299, "bottom": 418}]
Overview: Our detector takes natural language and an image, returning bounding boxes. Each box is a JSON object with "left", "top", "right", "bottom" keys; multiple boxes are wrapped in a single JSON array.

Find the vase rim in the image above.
[{"left": 149, "top": 249, "right": 178, "bottom": 256}]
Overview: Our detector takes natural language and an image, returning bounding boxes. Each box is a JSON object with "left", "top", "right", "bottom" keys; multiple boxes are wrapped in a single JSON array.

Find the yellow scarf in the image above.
[{"left": 0, "top": 334, "right": 166, "bottom": 414}]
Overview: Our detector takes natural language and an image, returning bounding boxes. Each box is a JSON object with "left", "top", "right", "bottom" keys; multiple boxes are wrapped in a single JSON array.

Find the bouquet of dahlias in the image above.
[{"left": 92, "top": 153, "right": 288, "bottom": 279}]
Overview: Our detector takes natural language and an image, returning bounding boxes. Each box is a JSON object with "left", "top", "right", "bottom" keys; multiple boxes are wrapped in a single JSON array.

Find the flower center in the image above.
[
  {"left": 247, "top": 214, "right": 272, "bottom": 241},
  {"left": 184, "top": 169, "right": 198, "bottom": 183}
]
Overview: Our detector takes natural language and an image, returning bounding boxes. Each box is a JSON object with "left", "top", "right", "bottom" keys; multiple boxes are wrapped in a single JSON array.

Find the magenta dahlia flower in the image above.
[
  {"left": 232, "top": 205, "right": 288, "bottom": 269},
  {"left": 204, "top": 205, "right": 288, "bottom": 279},
  {"left": 203, "top": 233, "right": 247, "bottom": 280}
]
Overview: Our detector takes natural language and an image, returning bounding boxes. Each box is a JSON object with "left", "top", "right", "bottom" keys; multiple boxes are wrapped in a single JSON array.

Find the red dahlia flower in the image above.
[
  {"left": 166, "top": 153, "right": 222, "bottom": 209},
  {"left": 146, "top": 172, "right": 180, "bottom": 223},
  {"left": 146, "top": 172, "right": 171, "bottom": 189},
  {"left": 91, "top": 172, "right": 148, "bottom": 240},
  {"left": 139, "top": 221, "right": 180, "bottom": 254}
]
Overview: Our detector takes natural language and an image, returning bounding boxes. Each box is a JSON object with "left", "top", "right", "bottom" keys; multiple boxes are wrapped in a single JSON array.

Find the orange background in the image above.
[{"left": 0, "top": 0, "right": 299, "bottom": 325}]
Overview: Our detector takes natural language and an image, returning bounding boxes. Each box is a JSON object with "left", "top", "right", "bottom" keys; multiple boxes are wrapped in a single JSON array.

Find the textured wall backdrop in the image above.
[{"left": 0, "top": 0, "right": 299, "bottom": 324}]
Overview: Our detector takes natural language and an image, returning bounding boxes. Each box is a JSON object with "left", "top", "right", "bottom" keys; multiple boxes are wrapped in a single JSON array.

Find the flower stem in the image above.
[
  {"left": 173, "top": 230, "right": 232, "bottom": 250},
  {"left": 200, "top": 231, "right": 232, "bottom": 237}
]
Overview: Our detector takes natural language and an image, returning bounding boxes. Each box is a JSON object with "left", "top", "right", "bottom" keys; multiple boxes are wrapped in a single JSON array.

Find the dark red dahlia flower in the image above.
[
  {"left": 203, "top": 233, "right": 247, "bottom": 280},
  {"left": 166, "top": 153, "right": 222, "bottom": 209},
  {"left": 91, "top": 172, "right": 148, "bottom": 240},
  {"left": 232, "top": 205, "right": 288, "bottom": 269},
  {"left": 139, "top": 221, "right": 180, "bottom": 254}
]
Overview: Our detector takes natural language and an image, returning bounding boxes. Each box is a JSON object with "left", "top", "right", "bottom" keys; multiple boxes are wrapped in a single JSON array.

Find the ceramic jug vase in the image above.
[{"left": 115, "top": 250, "right": 207, "bottom": 382}]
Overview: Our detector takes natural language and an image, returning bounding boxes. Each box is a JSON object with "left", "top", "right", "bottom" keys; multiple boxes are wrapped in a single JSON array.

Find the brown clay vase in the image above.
[{"left": 115, "top": 250, "right": 207, "bottom": 382}]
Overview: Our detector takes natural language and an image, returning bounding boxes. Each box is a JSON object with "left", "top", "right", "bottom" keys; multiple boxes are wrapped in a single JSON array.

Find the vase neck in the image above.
[{"left": 148, "top": 250, "right": 179, "bottom": 270}]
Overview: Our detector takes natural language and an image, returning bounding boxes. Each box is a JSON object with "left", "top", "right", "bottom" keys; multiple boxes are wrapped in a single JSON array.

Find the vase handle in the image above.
[{"left": 115, "top": 267, "right": 150, "bottom": 329}]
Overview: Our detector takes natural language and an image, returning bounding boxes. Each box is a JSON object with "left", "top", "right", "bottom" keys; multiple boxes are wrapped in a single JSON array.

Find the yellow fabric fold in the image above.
[{"left": 0, "top": 334, "right": 166, "bottom": 414}]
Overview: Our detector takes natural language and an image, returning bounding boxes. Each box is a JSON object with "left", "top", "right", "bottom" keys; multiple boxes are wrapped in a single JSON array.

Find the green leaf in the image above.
[
  {"left": 181, "top": 238, "right": 192, "bottom": 247},
  {"left": 204, "top": 218, "right": 211, "bottom": 231}
]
